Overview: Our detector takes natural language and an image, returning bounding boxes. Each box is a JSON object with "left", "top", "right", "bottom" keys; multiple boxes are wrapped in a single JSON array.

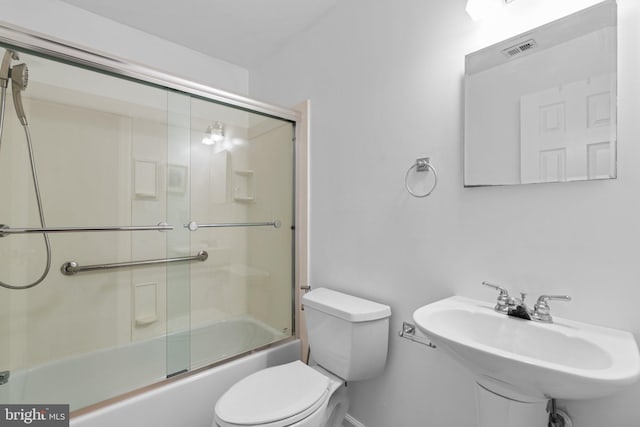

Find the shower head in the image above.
[
  {"left": 0, "top": 50, "right": 18, "bottom": 88},
  {"left": 11, "top": 63, "right": 28, "bottom": 125},
  {"left": 11, "top": 63, "right": 28, "bottom": 90}
]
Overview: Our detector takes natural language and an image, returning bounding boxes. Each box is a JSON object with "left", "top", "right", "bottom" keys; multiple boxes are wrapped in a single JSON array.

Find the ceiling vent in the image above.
[{"left": 501, "top": 39, "right": 537, "bottom": 58}]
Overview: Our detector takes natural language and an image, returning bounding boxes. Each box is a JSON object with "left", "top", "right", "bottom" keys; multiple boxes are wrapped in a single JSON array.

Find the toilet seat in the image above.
[{"left": 215, "top": 361, "right": 331, "bottom": 427}]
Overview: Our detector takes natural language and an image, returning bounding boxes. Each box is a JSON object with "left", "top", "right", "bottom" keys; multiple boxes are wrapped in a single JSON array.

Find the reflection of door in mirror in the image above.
[
  {"left": 520, "top": 73, "right": 616, "bottom": 183},
  {"left": 463, "top": 0, "right": 616, "bottom": 187}
]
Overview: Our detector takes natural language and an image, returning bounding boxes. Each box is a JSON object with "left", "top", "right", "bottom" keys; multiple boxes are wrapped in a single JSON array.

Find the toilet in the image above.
[{"left": 213, "top": 287, "right": 391, "bottom": 427}]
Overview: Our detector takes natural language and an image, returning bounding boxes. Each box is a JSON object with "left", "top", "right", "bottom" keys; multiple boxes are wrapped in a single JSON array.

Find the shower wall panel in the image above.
[{"left": 0, "top": 97, "right": 135, "bottom": 369}]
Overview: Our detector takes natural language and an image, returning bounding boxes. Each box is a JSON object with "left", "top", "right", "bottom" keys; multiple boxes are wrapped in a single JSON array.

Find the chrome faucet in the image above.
[{"left": 482, "top": 282, "right": 571, "bottom": 323}]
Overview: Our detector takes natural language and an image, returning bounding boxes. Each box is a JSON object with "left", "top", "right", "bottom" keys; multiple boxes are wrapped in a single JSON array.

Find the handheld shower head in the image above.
[
  {"left": 10, "top": 63, "right": 28, "bottom": 125},
  {"left": 11, "top": 63, "right": 28, "bottom": 90},
  {"left": 0, "top": 50, "right": 18, "bottom": 88},
  {"left": 0, "top": 51, "right": 51, "bottom": 290}
]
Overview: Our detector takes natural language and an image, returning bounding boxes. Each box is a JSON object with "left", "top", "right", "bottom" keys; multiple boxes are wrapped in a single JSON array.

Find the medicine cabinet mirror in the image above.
[{"left": 464, "top": 0, "right": 616, "bottom": 187}]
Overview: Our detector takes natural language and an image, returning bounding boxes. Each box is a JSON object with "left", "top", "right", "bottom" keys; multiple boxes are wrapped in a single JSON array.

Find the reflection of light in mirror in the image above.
[
  {"left": 201, "top": 121, "right": 225, "bottom": 145},
  {"left": 468, "top": 0, "right": 606, "bottom": 50},
  {"left": 221, "top": 140, "right": 233, "bottom": 151},
  {"left": 211, "top": 137, "right": 246, "bottom": 154}
]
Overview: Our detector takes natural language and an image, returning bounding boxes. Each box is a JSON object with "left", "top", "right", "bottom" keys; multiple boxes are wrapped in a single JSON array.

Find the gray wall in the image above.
[{"left": 250, "top": 0, "right": 640, "bottom": 426}]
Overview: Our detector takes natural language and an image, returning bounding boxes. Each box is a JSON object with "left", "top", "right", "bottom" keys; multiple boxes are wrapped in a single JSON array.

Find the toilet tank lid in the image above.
[{"left": 302, "top": 287, "right": 391, "bottom": 322}]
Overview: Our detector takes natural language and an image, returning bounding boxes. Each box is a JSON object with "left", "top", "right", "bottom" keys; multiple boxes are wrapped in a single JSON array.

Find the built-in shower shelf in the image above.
[
  {"left": 233, "top": 170, "right": 255, "bottom": 202},
  {"left": 233, "top": 196, "right": 255, "bottom": 202},
  {"left": 135, "top": 315, "right": 158, "bottom": 327}
]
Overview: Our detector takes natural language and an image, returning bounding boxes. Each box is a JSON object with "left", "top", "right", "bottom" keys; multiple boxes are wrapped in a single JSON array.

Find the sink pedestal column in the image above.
[{"left": 475, "top": 383, "right": 547, "bottom": 427}]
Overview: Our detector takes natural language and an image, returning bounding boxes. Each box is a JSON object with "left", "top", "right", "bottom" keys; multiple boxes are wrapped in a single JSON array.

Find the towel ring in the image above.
[{"left": 405, "top": 157, "right": 438, "bottom": 198}]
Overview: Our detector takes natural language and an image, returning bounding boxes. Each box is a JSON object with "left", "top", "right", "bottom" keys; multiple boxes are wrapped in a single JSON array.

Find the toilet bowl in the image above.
[
  {"left": 214, "top": 362, "right": 347, "bottom": 427},
  {"left": 213, "top": 288, "right": 391, "bottom": 427}
]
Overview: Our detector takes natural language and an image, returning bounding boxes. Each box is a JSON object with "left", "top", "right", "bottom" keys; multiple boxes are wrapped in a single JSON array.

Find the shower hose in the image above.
[{"left": 0, "top": 85, "right": 52, "bottom": 290}]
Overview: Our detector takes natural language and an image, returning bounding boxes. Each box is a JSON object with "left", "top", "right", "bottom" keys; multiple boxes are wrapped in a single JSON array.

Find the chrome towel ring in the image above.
[{"left": 405, "top": 157, "right": 438, "bottom": 198}]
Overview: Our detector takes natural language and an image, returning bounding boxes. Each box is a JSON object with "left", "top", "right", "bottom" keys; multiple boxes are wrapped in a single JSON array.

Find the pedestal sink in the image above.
[{"left": 413, "top": 296, "right": 640, "bottom": 403}]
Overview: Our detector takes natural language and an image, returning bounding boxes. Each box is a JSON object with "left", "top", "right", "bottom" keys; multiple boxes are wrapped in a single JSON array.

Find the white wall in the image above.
[
  {"left": 250, "top": 0, "right": 640, "bottom": 426},
  {"left": 0, "top": 0, "right": 249, "bottom": 95}
]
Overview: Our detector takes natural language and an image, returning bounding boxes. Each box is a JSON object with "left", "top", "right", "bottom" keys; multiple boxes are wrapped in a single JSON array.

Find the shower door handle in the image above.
[{"left": 185, "top": 220, "right": 281, "bottom": 230}]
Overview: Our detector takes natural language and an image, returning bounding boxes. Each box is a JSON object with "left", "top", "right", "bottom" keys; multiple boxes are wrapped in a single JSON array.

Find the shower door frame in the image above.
[
  {"left": 0, "top": 25, "right": 299, "bottom": 122},
  {"left": 0, "top": 22, "right": 309, "bottom": 413}
]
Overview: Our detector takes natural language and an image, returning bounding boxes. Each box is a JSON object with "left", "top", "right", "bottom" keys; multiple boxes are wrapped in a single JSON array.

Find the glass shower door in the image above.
[
  {"left": 0, "top": 49, "right": 176, "bottom": 409},
  {"left": 0, "top": 39, "right": 296, "bottom": 412},
  {"left": 187, "top": 97, "right": 294, "bottom": 369},
  {"left": 166, "top": 91, "right": 192, "bottom": 378}
]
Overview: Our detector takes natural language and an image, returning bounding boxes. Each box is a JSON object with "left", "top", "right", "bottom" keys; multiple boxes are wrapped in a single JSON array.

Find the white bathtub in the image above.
[
  {"left": 71, "top": 339, "right": 300, "bottom": 427},
  {"left": 0, "top": 315, "right": 295, "bottom": 416}
]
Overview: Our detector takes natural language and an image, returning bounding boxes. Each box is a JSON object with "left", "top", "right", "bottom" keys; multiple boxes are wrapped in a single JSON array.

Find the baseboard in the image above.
[{"left": 343, "top": 413, "right": 366, "bottom": 427}]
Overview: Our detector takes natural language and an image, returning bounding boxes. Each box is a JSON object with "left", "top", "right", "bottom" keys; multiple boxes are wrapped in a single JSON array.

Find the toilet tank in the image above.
[{"left": 302, "top": 288, "right": 391, "bottom": 381}]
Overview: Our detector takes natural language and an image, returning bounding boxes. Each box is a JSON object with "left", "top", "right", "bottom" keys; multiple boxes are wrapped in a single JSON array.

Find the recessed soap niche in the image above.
[
  {"left": 133, "top": 282, "right": 158, "bottom": 327},
  {"left": 233, "top": 169, "right": 255, "bottom": 202},
  {"left": 133, "top": 159, "right": 158, "bottom": 199}
]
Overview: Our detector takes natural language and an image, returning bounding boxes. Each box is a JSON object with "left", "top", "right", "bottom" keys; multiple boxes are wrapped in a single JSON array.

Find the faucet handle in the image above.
[
  {"left": 536, "top": 294, "right": 571, "bottom": 305},
  {"left": 532, "top": 295, "right": 571, "bottom": 323},
  {"left": 482, "top": 281, "right": 510, "bottom": 314},
  {"left": 482, "top": 281, "right": 508, "bottom": 294}
]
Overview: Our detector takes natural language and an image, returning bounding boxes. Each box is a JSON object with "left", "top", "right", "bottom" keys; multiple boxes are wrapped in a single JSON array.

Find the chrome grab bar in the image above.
[
  {"left": 0, "top": 223, "right": 172, "bottom": 237},
  {"left": 185, "top": 220, "right": 281, "bottom": 231},
  {"left": 61, "top": 250, "right": 208, "bottom": 276}
]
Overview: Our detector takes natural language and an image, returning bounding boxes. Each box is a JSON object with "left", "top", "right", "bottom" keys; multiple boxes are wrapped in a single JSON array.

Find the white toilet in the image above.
[{"left": 213, "top": 287, "right": 391, "bottom": 427}]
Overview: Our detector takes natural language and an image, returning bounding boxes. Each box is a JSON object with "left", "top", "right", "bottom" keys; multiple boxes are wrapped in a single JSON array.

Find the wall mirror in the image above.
[{"left": 464, "top": 0, "right": 616, "bottom": 187}]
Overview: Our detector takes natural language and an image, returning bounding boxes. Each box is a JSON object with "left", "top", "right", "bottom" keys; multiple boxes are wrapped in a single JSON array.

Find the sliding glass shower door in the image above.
[
  {"left": 0, "top": 42, "right": 295, "bottom": 411},
  {"left": 184, "top": 97, "right": 294, "bottom": 370}
]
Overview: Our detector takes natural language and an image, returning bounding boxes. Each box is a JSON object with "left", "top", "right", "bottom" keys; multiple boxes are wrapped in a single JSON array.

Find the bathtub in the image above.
[
  {"left": 70, "top": 339, "right": 300, "bottom": 427},
  {"left": 0, "top": 315, "right": 298, "bottom": 424}
]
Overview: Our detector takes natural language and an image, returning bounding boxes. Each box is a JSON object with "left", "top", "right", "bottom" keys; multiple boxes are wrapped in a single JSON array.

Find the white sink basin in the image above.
[{"left": 413, "top": 296, "right": 640, "bottom": 401}]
